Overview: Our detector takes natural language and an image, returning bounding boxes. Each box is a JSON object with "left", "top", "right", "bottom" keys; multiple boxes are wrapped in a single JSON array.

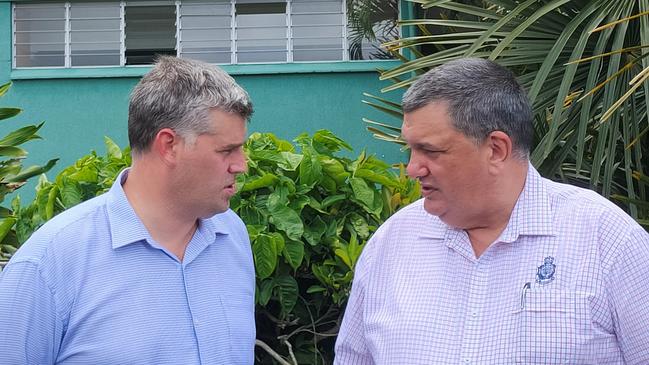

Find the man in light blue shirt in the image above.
[{"left": 0, "top": 56, "right": 256, "bottom": 364}]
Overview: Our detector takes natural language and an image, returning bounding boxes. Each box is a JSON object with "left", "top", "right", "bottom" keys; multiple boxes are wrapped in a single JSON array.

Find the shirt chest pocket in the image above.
[
  {"left": 222, "top": 293, "right": 255, "bottom": 364},
  {"left": 514, "top": 290, "right": 594, "bottom": 364}
]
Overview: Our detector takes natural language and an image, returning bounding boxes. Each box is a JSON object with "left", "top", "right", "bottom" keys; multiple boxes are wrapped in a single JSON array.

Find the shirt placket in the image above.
[
  {"left": 182, "top": 261, "right": 231, "bottom": 364},
  {"left": 459, "top": 258, "right": 490, "bottom": 365}
]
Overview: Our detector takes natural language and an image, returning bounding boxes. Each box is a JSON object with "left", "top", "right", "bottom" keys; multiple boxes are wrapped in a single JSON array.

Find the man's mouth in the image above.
[
  {"left": 420, "top": 184, "right": 438, "bottom": 196},
  {"left": 223, "top": 183, "right": 236, "bottom": 193}
]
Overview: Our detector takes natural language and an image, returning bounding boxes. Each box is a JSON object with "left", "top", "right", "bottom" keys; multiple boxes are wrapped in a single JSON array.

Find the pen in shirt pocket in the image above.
[{"left": 520, "top": 282, "right": 531, "bottom": 310}]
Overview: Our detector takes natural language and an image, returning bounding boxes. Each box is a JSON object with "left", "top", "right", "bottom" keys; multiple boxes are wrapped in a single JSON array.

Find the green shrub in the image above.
[
  {"left": 12, "top": 130, "right": 419, "bottom": 364},
  {"left": 0, "top": 82, "right": 57, "bottom": 260},
  {"left": 13, "top": 137, "right": 130, "bottom": 244},
  {"left": 236, "top": 131, "right": 418, "bottom": 364}
]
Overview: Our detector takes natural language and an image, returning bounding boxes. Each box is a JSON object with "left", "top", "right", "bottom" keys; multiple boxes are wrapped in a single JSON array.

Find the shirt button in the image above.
[
  {"left": 471, "top": 312, "right": 477, "bottom": 318},
  {"left": 464, "top": 359, "right": 471, "bottom": 364}
]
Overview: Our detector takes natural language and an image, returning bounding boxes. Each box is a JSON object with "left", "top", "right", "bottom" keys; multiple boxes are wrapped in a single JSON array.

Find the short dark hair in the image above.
[
  {"left": 128, "top": 56, "right": 253, "bottom": 153},
  {"left": 402, "top": 58, "right": 533, "bottom": 158}
]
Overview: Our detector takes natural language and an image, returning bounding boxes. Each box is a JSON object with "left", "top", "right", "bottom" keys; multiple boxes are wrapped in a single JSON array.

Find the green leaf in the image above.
[
  {"left": 0, "top": 206, "right": 12, "bottom": 218},
  {"left": 257, "top": 278, "right": 275, "bottom": 306},
  {"left": 58, "top": 177, "right": 82, "bottom": 208},
  {"left": 0, "top": 108, "right": 22, "bottom": 121},
  {"left": 278, "top": 151, "right": 303, "bottom": 171},
  {"left": 268, "top": 205, "right": 304, "bottom": 241},
  {"left": 252, "top": 234, "right": 278, "bottom": 279},
  {"left": 4, "top": 159, "right": 58, "bottom": 183},
  {"left": 311, "top": 264, "right": 331, "bottom": 287},
  {"left": 312, "top": 129, "right": 353, "bottom": 153},
  {"left": 347, "top": 212, "right": 370, "bottom": 239},
  {"left": 0, "top": 146, "right": 27, "bottom": 158},
  {"left": 241, "top": 173, "right": 278, "bottom": 192},
  {"left": 268, "top": 184, "right": 303, "bottom": 240},
  {"left": 45, "top": 185, "right": 58, "bottom": 220},
  {"left": 267, "top": 184, "right": 289, "bottom": 211},
  {"left": 245, "top": 224, "right": 267, "bottom": 240},
  {"left": 306, "top": 285, "right": 327, "bottom": 294},
  {"left": 0, "top": 162, "right": 21, "bottom": 179},
  {"left": 104, "top": 136, "right": 122, "bottom": 159},
  {"left": 0, "top": 82, "right": 11, "bottom": 97},
  {"left": 283, "top": 239, "right": 304, "bottom": 270},
  {"left": 303, "top": 215, "right": 327, "bottom": 246},
  {"left": 321, "top": 194, "right": 347, "bottom": 209},
  {"left": 320, "top": 156, "right": 350, "bottom": 185},
  {"left": 288, "top": 195, "right": 309, "bottom": 212},
  {"left": 0, "top": 123, "right": 43, "bottom": 146},
  {"left": 334, "top": 248, "right": 352, "bottom": 269},
  {"left": 354, "top": 168, "right": 399, "bottom": 188},
  {"left": 350, "top": 177, "right": 375, "bottom": 208},
  {"left": 306, "top": 196, "right": 327, "bottom": 213},
  {"left": 298, "top": 149, "right": 322, "bottom": 186},
  {"left": 275, "top": 275, "right": 299, "bottom": 316},
  {"left": 251, "top": 149, "right": 303, "bottom": 171},
  {"left": 269, "top": 231, "right": 285, "bottom": 254},
  {"left": 320, "top": 175, "right": 337, "bottom": 193},
  {"left": 347, "top": 232, "right": 364, "bottom": 269},
  {"left": 0, "top": 217, "right": 16, "bottom": 243}
]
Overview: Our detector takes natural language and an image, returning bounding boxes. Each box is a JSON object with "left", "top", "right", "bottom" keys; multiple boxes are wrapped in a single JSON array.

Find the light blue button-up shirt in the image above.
[{"left": 0, "top": 169, "right": 255, "bottom": 364}]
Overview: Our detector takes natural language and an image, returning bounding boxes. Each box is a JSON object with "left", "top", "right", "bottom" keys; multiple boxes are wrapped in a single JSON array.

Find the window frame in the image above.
[{"left": 8, "top": 0, "right": 410, "bottom": 79}]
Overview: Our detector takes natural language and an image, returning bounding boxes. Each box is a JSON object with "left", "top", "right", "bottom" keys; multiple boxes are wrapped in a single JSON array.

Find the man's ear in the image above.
[
  {"left": 486, "top": 130, "right": 513, "bottom": 171},
  {"left": 152, "top": 128, "right": 180, "bottom": 165}
]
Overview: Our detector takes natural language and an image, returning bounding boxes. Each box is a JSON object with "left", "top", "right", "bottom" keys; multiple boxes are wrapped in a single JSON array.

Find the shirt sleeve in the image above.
[
  {"left": 608, "top": 226, "right": 649, "bottom": 364},
  {"left": 0, "top": 261, "right": 63, "bottom": 364},
  {"left": 334, "top": 240, "right": 373, "bottom": 365}
]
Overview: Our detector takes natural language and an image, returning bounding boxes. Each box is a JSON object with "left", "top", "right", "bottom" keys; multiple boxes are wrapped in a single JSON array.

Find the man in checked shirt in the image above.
[{"left": 335, "top": 58, "right": 649, "bottom": 364}]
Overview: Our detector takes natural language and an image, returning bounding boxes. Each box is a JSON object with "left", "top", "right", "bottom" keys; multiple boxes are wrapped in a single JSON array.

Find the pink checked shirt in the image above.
[{"left": 335, "top": 165, "right": 649, "bottom": 364}]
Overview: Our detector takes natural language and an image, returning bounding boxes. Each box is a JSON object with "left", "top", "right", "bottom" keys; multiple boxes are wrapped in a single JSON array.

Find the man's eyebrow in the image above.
[
  {"left": 410, "top": 142, "right": 442, "bottom": 150},
  {"left": 219, "top": 142, "right": 244, "bottom": 150}
]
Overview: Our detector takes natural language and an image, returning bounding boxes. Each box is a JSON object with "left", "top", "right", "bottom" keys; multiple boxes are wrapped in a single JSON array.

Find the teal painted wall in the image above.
[
  {"left": 0, "top": 3, "right": 407, "bottom": 200},
  {"left": 3, "top": 73, "right": 406, "bottom": 167}
]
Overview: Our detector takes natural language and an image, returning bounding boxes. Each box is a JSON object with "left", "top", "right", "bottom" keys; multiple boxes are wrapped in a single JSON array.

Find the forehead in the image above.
[
  {"left": 401, "top": 102, "right": 454, "bottom": 140},
  {"left": 206, "top": 109, "right": 247, "bottom": 137}
]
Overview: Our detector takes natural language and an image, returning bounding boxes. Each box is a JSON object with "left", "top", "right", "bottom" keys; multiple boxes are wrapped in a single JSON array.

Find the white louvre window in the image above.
[
  {"left": 178, "top": 0, "right": 232, "bottom": 64},
  {"left": 291, "top": 0, "right": 345, "bottom": 62},
  {"left": 70, "top": 2, "right": 121, "bottom": 66},
  {"left": 12, "top": 0, "right": 397, "bottom": 68},
  {"left": 13, "top": 3, "right": 66, "bottom": 67},
  {"left": 235, "top": 0, "right": 287, "bottom": 63}
]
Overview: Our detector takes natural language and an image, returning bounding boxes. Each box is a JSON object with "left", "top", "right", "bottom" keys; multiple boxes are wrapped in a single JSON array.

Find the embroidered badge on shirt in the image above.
[{"left": 536, "top": 256, "right": 556, "bottom": 285}]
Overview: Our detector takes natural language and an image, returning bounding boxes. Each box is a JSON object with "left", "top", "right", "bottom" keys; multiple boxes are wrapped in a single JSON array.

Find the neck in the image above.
[
  {"left": 466, "top": 161, "right": 528, "bottom": 258},
  {"left": 122, "top": 161, "right": 198, "bottom": 261}
]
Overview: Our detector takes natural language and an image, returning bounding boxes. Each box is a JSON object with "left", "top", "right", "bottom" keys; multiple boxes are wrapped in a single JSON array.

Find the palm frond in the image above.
[{"left": 362, "top": 0, "right": 649, "bottom": 225}]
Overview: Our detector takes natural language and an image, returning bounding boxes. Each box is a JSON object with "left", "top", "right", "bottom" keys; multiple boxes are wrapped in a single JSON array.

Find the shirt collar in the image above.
[
  {"left": 415, "top": 199, "right": 448, "bottom": 239},
  {"left": 198, "top": 213, "right": 231, "bottom": 237},
  {"left": 106, "top": 168, "right": 231, "bottom": 250},
  {"left": 498, "top": 163, "right": 555, "bottom": 242},
  {"left": 417, "top": 163, "right": 555, "bottom": 243},
  {"left": 106, "top": 168, "right": 151, "bottom": 249}
]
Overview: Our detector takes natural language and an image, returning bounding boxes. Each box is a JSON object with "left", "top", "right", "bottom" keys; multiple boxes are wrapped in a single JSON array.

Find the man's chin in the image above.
[
  {"left": 200, "top": 203, "right": 230, "bottom": 218},
  {"left": 423, "top": 200, "right": 444, "bottom": 217}
]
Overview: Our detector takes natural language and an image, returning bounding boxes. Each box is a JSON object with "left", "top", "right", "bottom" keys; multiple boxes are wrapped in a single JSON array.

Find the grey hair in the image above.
[
  {"left": 128, "top": 56, "right": 253, "bottom": 153},
  {"left": 402, "top": 58, "right": 533, "bottom": 159}
]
